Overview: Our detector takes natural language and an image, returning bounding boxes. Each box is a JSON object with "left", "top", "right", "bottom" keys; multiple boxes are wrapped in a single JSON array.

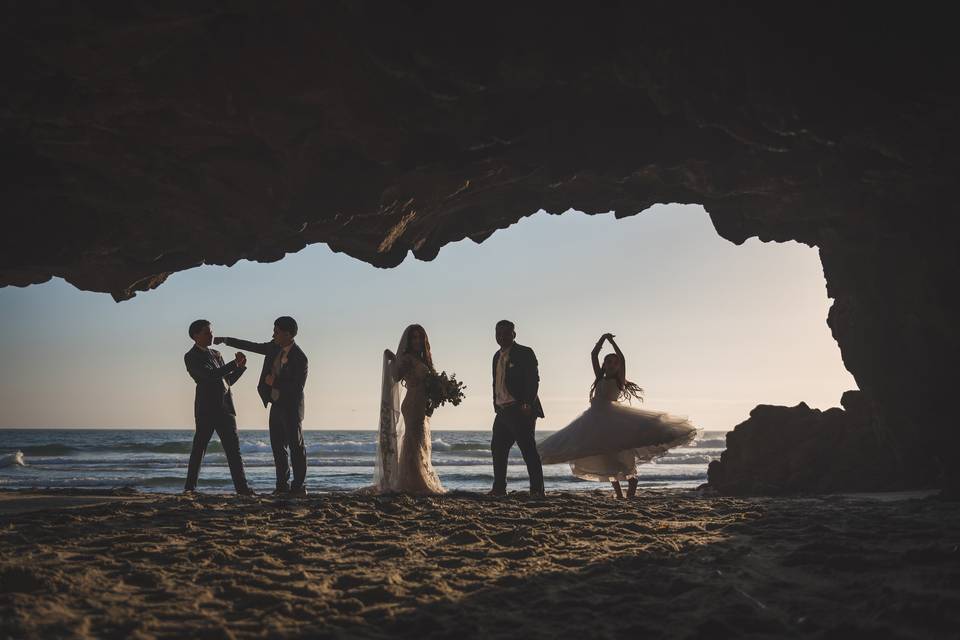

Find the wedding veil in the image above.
[{"left": 373, "top": 326, "right": 413, "bottom": 492}]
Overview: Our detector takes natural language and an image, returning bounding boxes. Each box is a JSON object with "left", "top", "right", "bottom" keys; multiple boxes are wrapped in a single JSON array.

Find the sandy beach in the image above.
[{"left": 1, "top": 489, "right": 958, "bottom": 639}]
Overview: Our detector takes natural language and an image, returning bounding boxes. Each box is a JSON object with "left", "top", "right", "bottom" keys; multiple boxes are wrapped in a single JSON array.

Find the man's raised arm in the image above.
[
  {"left": 216, "top": 336, "right": 274, "bottom": 356},
  {"left": 185, "top": 352, "right": 239, "bottom": 385}
]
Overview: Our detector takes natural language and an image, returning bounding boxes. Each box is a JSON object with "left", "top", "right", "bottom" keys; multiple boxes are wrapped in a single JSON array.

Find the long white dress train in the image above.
[{"left": 537, "top": 378, "right": 697, "bottom": 481}]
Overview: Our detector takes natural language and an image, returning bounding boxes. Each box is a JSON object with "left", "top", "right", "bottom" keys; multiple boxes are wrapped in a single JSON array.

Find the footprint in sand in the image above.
[{"left": 445, "top": 530, "right": 485, "bottom": 545}]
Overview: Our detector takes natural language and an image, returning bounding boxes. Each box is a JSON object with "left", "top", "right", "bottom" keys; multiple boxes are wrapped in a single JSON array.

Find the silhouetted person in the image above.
[
  {"left": 537, "top": 333, "right": 696, "bottom": 499},
  {"left": 490, "top": 320, "right": 545, "bottom": 496},
  {"left": 217, "top": 317, "right": 309, "bottom": 496},
  {"left": 183, "top": 319, "right": 254, "bottom": 495}
]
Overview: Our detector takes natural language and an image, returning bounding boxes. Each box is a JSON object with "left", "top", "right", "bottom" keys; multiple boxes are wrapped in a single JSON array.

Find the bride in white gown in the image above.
[
  {"left": 371, "top": 324, "right": 445, "bottom": 495},
  {"left": 537, "top": 333, "right": 697, "bottom": 498}
]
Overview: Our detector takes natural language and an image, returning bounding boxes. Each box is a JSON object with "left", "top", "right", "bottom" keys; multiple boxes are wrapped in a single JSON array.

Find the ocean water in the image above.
[{"left": 0, "top": 429, "right": 726, "bottom": 494}]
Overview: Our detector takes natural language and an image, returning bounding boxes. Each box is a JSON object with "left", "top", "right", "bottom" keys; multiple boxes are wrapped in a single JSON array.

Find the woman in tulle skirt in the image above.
[{"left": 537, "top": 333, "right": 697, "bottom": 499}]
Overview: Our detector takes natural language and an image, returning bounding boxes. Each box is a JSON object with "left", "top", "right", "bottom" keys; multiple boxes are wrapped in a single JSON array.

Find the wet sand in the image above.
[{"left": 1, "top": 489, "right": 958, "bottom": 639}]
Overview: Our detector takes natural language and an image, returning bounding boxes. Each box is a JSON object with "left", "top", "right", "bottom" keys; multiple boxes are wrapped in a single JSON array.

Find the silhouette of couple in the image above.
[
  {"left": 183, "top": 316, "right": 307, "bottom": 497},
  {"left": 371, "top": 320, "right": 546, "bottom": 497}
]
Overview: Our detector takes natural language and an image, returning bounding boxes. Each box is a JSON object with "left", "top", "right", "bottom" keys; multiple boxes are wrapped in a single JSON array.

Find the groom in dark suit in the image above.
[
  {"left": 183, "top": 319, "right": 254, "bottom": 495},
  {"left": 216, "top": 316, "right": 309, "bottom": 496},
  {"left": 490, "top": 320, "right": 545, "bottom": 497}
]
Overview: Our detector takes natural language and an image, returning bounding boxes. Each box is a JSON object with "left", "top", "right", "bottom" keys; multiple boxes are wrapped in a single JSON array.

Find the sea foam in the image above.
[{"left": 0, "top": 451, "right": 26, "bottom": 468}]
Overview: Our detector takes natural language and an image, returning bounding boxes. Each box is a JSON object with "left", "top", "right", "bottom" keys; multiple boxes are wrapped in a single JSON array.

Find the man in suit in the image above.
[
  {"left": 183, "top": 319, "right": 254, "bottom": 495},
  {"left": 490, "top": 319, "right": 546, "bottom": 497},
  {"left": 216, "top": 317, "right": 309, "bottom": 496}
]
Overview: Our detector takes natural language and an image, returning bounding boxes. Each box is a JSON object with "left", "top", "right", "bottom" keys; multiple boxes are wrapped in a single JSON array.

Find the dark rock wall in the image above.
[
  {"left": 707, "top": 391, "right": 909, "bottom": 495},
  {"left": 2, "top": 2, "right": 957, "bottom": 486}
]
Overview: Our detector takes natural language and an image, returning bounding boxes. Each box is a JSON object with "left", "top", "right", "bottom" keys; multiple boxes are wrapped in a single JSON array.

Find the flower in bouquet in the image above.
[{"left": 424, "top": 370, "right": 467, "bottom": 417}]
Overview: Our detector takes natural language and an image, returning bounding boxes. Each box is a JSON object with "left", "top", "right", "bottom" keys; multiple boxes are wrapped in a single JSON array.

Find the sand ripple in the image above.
[{"left": 1, "top": 490, "right": 958, "bottom": 638}]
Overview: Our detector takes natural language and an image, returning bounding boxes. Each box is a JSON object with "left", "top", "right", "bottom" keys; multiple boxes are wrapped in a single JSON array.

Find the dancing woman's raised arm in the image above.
[{"left": 591, "top": 336, "right": 605, "bottom": 378}]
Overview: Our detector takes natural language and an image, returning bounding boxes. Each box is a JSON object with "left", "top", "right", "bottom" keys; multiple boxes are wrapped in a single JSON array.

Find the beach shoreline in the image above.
[
  {"left": 0, "top": 428, "right": 726, "bottom": 495},
  {"left": 1, "top": 489, "right": 958, "bottom": 638}
]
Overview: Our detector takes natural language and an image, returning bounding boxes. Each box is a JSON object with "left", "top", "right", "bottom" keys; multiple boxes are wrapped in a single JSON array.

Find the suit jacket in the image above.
[
  {"left": 222, "top": 337, "right": 308, "bottom": 421},
  {"left": 492, "top": 343, "right": 545, "bottom": 418},
  {"left": 184, "top": 345, "right": 245, "bottom": 420}
]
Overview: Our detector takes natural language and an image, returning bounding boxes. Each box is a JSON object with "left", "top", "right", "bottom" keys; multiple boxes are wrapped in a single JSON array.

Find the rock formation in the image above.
[
  {"left": 706, "top": 391, "right": 912, "bottom": 495},
  {"left": 2, "top": 3, "right": 957, "bottom": 490}
]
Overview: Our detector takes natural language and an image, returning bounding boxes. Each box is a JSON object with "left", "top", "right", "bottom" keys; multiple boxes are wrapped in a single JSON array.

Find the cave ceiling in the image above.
[{"left": 1, "top": 2, "right": 956, "bottom": 300}]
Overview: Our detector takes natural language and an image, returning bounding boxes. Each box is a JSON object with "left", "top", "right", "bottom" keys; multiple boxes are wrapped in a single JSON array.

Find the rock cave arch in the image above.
[{"left": 2, "top": 2, "right": 956, "bottom": 491}]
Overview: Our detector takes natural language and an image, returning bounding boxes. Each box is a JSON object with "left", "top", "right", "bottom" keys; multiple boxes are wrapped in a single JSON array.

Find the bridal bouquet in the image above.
[{"left": 424, "top": 371, "right": 467, "bottom": 417}]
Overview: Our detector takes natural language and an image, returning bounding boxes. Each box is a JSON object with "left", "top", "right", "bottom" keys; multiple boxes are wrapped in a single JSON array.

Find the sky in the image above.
[{"left": 0, "top": 204, "right": 856, "bottom": 431}]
